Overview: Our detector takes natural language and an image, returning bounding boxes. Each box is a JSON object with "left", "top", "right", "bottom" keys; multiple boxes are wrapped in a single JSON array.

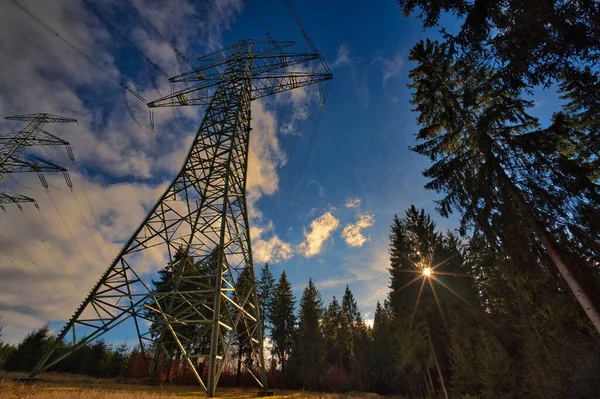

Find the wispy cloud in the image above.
[
  {"left": 380, "top": 52, "right": 404, "bottom": 86},
  {"left": 331, "top": 43, "right": 351, "bottom": 68},
  {"left": 330, "top": 43, "right": 370, "bottom": 107},
  {"left": 341, "top": 213, "right": 375, "bottom": 247},
  {"left": 298, "top": 212, "right": 340, "bottom": 258}
]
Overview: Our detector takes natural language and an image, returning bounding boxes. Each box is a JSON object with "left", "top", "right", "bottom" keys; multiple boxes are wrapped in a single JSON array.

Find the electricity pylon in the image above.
[
  {"left": 30, "top": 39, "right": 331, "bottom": 397},
  {"left": 0, "top": 113, "right": 76, "bottom": 211}
]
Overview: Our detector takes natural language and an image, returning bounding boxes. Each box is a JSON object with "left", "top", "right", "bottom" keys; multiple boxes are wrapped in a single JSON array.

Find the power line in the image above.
[
  {"left": 279, "top": 101, "right": 328, "bottom": 238},
  {"left": 21, "top": 209, "right": 84, "bottom": 294},
  {"left": 82, "top": 0, "right": 169, "bottom": 79},
  {"left": 46, "top": 190, "right": 95, "bottom": 273},
  {"left": 70, "top": 188, "right": 108, "bottom": 265},
  {"left": 120, "top": 0, "right": 195, "bottom": 69},
  {"left": 0, "top": 218, "right": 75, "bottom": 310},
  {"left": 70, "top": 166, "right": 113, "bottom": 260},
  {"left": 9, "top": 0, "right": 147, "bottom": 104}
]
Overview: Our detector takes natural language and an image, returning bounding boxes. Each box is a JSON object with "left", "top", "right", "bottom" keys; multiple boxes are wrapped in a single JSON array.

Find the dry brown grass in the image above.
[{"left": 0, "top": 372, "right": 394, "bottom": 399}]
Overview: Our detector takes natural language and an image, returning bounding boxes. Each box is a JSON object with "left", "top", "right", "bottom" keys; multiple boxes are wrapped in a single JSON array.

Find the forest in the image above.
[{"left": 1, "top": 0, "right": 600, "bottom": 398}]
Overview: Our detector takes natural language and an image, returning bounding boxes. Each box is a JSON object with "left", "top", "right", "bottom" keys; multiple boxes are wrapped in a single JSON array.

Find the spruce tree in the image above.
[
  {"left": 294, "top": 278, "right": 324, "bottom": 390},
  {"left": 270, "top": 270, "right": 295, "bottom": 386},
  {"left": 257, "top": 263, "right": 276, "bottom": 337},
  {"left": 407, "top": 38, "right": 600, "bottom": 333}
]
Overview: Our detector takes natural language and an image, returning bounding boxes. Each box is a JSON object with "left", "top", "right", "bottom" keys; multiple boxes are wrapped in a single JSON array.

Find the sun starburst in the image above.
[{"left": 391, "top": 246, "right": 472, "bottom": 329}]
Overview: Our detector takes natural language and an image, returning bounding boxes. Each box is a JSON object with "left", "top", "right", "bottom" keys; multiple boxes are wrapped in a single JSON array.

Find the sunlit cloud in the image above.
[
  {"left": 345, "top": 197, "right": 361, "bottom": 208},
  {"left": 341, "top": 213, "right": 375, "bottom": 247},
  {"left": 298, "top": 211, "right": 340, "bottom": 258}
]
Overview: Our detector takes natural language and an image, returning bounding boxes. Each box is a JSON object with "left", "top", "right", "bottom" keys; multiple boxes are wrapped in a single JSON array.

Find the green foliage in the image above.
[
  {"left": 4, "top": 324, "right": 54, "bottom": 372},
  {"left": 0, "top": 316, "right": 15, "bottom": 369},
  {"left": 257, "top": 263, "right": 276, "bottom": 336},
  {"left": 292, "top": 278, "right": 325, "bottom": 389},
  {"left": 270, "top": 270, "right": 296, "bottom": 386}
]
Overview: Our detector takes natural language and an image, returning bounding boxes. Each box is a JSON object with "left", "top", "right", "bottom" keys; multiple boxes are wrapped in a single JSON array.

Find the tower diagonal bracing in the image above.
[{"left": 30, "top": 39, "right": 332, "bottom": 397}]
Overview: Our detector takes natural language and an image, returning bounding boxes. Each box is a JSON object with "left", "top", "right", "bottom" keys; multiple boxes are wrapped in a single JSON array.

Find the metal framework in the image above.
[
  {"left": 0, "top": 113, "right": 76, "bottom": 210},
  {"left": 30, "top": 39, "right": 331, "bottom": 397}
]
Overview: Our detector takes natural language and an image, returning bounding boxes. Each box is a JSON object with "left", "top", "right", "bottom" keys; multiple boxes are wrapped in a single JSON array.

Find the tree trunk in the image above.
[
  {"left": 426, "top": 326, "right": 449, "bottom": 399},
  {"left": 495, "top": 161, "right": 600, "bottom": 334},
  {"left": 426, "top": 367, "right": 435, "bottom": 396}
]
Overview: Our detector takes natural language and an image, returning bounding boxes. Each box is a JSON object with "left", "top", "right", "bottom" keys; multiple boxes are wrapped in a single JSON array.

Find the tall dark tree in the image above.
[
  {"left": 407, "top": 38, "right": 600, "bottom": 333},
  {"left": 234, "top": 266, "right": 254, "bottom": 386},
  {"left": 146, "top": 246, "right": 217, "bottom": 379},
  {"left": 257, "top": 263, "right": 276, "bottom": 337},
  {"left": 270, "top": 270, "right": 295, "bottom": 386},
  {"left": 371, "top": 300, "right": 399, "bottom": 394},
  {"left": 398, "top": 0, "right": 600, "bottom": 90},
  {"left": 293, "top": 278, "right": 324, "bottom": 390},
  {"left": 321, "top": 296, "right": 344, "bottom": 370}
]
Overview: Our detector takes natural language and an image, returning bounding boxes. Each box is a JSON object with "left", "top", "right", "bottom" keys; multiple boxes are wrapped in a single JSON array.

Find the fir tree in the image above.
[
  {"left": 257, "top": 263, "right": 276, "bottom": 337},
  {"left": 270, "top": 271, "right": 295, "bottom": 387},
  {"left": 293, "top": 278, "right": 324, "bottom": 390}
]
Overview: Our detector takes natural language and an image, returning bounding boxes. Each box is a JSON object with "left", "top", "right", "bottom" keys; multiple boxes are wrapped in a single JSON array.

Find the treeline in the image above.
[
  {"left": 0, "top": 323, "right": 129, "bottom": 379},
  {"left": 257, "top": 265, "right": 372, "bottom": 392}
]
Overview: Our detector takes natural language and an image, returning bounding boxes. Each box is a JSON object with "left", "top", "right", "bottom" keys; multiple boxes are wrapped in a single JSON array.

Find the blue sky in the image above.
[{"left": 0, "top": 0, "right": 564, "bottom": 343}]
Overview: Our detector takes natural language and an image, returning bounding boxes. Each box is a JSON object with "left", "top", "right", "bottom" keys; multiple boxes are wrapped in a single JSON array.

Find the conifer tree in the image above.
[
  {"left": 270, "top": 271, "right": 295, "bottom": 386},
  {"left": 257, "top": 263, "right": 276, "bottom": 337},
  {"left": 407, "top": 38, "right": 600, "bottom": 333},
  {"left": 294, "top": 278, "right": 324, "bottom": 390}
]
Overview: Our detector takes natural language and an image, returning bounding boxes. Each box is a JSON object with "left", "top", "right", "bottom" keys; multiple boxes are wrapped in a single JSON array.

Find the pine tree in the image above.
[
  {"left": 270, "top": 270, "right": 295, "bottom": 387},
  {"left": 293, "top": 278, "right": 324, "bottom": 390},
  {"left": 5, "top": 325, "right": 54, "bottom": 371},
  {"left": 340, "top": 285, "right": 363, "bottom": 385},
  {"left": 257, "top": 263, "right": 276, "bottom": 337},
  {"left": 371, "top": 300, "right": 399, "bottom": 394},
  {"left": 407, "top": 38, "right": 600, "bottom": 333},
  {"left": 398, "top": 0, "right": 600, "bottom": 90},
  {"left": 321, "top": 296, "right": 343, "bottom": 370},
  {"left": 234, "top": 266, "right": 254, "bottom": 386}
]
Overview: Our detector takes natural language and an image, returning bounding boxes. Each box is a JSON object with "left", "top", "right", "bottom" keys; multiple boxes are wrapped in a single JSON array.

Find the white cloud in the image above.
[
  {"left": 345, "top": 197, "right": 361, "bottom": 208},
  {"left": 0, "top": 0, "right": 252, "bottom": 344},
  {"left": 298, "top": 212, "right": 340, "bottom": 258},
  {"left": 341, "top": 213, "right": 375, "bottom": 248},
  {"left": 381, "top": 52, "right": 404, "bottom": 86},
  {"left": 251, "top": 222, "right": 293, "bottom": 264}
]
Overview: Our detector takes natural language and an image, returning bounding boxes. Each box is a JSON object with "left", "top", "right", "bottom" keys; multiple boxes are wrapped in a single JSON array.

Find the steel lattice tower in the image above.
[
  {"left": 0, "top": 113, "right": 76, "bottom": 211},
  {"left": 30, "top": 39, "right": 331, "bottom": 396}
]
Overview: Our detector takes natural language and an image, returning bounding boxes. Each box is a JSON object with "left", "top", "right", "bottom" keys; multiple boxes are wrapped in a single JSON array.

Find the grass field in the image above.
[{"left": 0, "top": 372, "right": 391, "bottom": 399}]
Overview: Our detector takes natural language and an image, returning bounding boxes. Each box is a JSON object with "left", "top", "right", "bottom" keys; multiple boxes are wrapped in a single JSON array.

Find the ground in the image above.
[{"left": 0, "top": 372, "right": 392, "bottom": 399}]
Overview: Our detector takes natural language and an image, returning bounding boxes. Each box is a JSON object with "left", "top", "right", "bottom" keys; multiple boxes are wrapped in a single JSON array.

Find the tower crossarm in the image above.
[
  {"left": 169, "top": 53, "right": 320, "bottom": 83},
  {"left": 148, "top": 39, "right": 332, "bottom": 109},
  {"left": 250, "top": 71, "right": 332, "bottom": 100},
  {"left": 196, "top": 40, "right": 295, "bottom": 63},
  {"left": 5, "top": 113, "right": 78, "bottom": 123},
  {"left": 1, "top": 155, "right": 68, "bottom": 174},
  {"left": 0, "top": 190, "right": 37, "bottom": 212},
  {"left": 148, "top": 71, "right": 332, "bottom": 108}
]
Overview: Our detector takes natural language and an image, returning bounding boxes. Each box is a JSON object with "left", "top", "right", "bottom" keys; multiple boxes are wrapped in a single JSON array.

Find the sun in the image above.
[{"left": 423, "top": 267, "right": 432, "bottom": 277}]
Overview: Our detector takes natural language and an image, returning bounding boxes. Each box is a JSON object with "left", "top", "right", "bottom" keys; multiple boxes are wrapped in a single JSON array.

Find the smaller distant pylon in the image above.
[{"left": 0, "top": 113, "right": 77, "bottom": 211}]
